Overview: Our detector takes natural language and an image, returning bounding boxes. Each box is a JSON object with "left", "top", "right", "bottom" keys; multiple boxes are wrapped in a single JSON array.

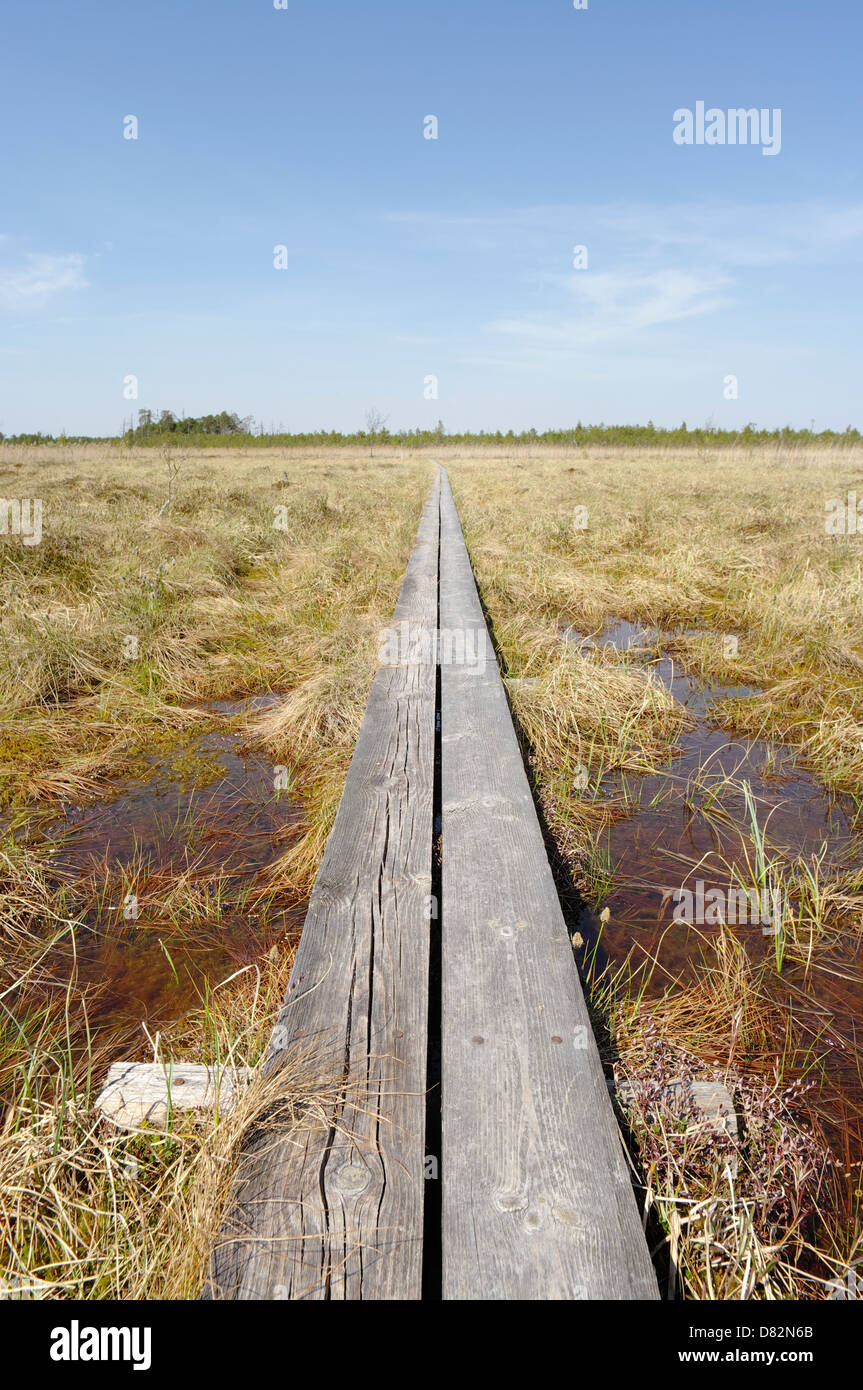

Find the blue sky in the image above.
[{"left": 1, "top": 0, "right": 861, "bottom": 435}]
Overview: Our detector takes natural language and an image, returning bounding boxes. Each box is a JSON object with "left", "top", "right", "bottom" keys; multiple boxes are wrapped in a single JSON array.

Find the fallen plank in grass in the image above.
[
  {"left": 96, "top": 1062, "right": 251, "bottom": 1130},
  {"left": 612, "top": 1078, "right": 738, "bottom": 1140}
]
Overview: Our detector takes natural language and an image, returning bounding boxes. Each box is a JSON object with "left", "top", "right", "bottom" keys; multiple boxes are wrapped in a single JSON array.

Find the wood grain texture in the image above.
[
  {"left": 97, "top": 1063, "right": 250, "bottom": 1130},
  {"left": 438, "top": 467, "right": 659, "bottom": 1301},
  {"left": 205, "top": 476, "right": 440, "bottom": 1301}
]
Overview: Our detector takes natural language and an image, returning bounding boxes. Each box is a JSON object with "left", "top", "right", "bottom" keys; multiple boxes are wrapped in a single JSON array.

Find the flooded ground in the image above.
[
  {"left": 565, "top": 619, "right": 863, "bottom": 1153},
  {"left": 14, "top": 694, "right": 304, "bottom": 1042}
]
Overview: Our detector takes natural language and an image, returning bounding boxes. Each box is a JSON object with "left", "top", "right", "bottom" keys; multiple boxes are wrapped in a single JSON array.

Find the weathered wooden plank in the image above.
[
  {"left": 96, "top": 1063, "right": 251, "bottom": 1130},
  {"left": 612, "top": 1078, "right": 738, "bottom": 1141},
  {"left": 438, "top": 467, "right": 659, "bottom": 1300},
  {"left": 206, "top": 475, "right": 440, "bottom": 1300}
]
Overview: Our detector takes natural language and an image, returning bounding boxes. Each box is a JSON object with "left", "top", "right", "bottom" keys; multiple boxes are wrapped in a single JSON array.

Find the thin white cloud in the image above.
[
  {"left": 591, "top": 201, "right": 863, "bottom": 269},
  {"left": 0, "top": 252, "right": 89, "bottom": 308},
  {"left": 384, "top": 199, "right": 863, "bottom": 370},
  {"left": 385, "top": 200, "right": 863, "bottom": 270},
  {"left": 567, "top": 268, "right": 728, "bottom": 326},
  {"left": 489, "top": 268, "right": 731, "bottom": 351}
]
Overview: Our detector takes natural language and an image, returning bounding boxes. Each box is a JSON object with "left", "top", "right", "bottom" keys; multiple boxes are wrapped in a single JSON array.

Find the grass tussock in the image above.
[
  {"left": 597, "top": 931, "right": 861, "bottom": 1300},
  {"left": 448, "top": 443, "right": 863, "bottom": 798}
]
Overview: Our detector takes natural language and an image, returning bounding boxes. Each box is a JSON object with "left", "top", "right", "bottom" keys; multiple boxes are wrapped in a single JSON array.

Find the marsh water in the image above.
[
  {"left": 31, "top": 695, "right": 304, "bottom": 1037},
  {"left": 9, "top": 625, "right": 862, "bottom": 1166},
  {"left": 566, "top": 620, "right": 863, "bottom": 1155}
]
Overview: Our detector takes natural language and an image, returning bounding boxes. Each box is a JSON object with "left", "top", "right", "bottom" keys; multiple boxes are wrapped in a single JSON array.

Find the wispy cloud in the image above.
[
  {"left": 385, "top": 200, "right": 863, "bottom": 271},
  {"left": 488, "top": 269, "right": 731, "bottom": 356},
  {"left": 590, "top": 201, "right": 863, "bottom": 269},
  {"left": 571, "top": 267, "right": 727, "bottom": 328},
  {"left": 387, "top": 199, "right": 863, "bottom": 368},
  {"left": 0, "top": 252, "right": 88, "bottom": 308}
]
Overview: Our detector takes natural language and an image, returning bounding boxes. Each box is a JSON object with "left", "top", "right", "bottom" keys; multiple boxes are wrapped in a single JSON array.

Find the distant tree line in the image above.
[
  {"left": 2, "top": 415, "right": 861, "bottom": 449},
  {"left": 124, "top": 409, "right": 254, "bottom": 440}
]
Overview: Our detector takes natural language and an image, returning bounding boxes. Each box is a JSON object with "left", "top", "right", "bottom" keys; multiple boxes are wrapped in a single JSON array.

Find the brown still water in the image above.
[
  {"left": 25, "top": 695, "right": 304, "bottom": 1042},
  {"left": 568, "top": 621, "right": 863, "bottom": 1159}
]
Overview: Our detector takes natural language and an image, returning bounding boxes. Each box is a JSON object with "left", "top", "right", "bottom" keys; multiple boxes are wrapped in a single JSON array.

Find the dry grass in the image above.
[
  {"left": 0, "top": 444, "right": 433, "bottom": 868},
  {"left": 446, "top": 442, "right": 863, "bottom": 797},
  {"left": 0, "top": 442, "right": 432, "bottom": 1298}
]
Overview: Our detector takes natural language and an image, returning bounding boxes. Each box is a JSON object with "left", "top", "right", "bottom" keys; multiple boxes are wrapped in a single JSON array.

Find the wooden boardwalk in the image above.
[{"left": 205, "top": 468, "right": 658, "bottom": 1301}]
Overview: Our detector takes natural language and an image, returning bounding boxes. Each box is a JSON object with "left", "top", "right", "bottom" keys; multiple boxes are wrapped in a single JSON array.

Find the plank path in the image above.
[{"left": 205, "top": 467, "right": 659, "bottom": 1300}]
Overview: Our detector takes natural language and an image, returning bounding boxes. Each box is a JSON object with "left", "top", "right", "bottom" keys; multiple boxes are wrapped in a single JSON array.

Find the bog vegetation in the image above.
[{"left": 1, "top": 438, "right": 861, "bottom": 1298}]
